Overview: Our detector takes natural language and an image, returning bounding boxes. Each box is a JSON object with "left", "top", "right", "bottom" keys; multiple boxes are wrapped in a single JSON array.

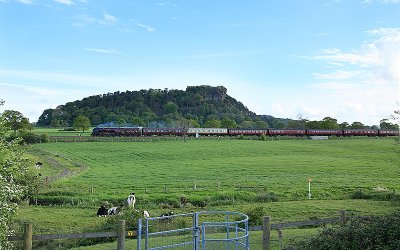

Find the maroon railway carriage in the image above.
[
  {"left": 142, "top": 127, "right": 185, "bottom": 136},
  {"left": 268, "top": 129, "right": 306, "bottom": 136},
  {"left": 306, "top": 129, "right": 343, "bottom": 136},
  {"left": 378, "top": 130, "right": 399, "bottom": 136},
  {"left": 228, "top": 129, "right": 268, "bottom": 136},
  {"left": 342, "top": 129, "right": 379, "bottom": 136}
]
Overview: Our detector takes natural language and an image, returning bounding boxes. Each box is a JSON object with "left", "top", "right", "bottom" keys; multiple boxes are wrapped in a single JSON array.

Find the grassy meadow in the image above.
[
  {"left": 15, "top": 136, "right": 400, "bottom": 248},
  {"left": 30, "top": 138, "right": 399, "bottom": 203}
]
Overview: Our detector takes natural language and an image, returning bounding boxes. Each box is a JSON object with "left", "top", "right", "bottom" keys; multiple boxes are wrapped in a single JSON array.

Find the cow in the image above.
[
  {"left": 143, "top": 210, "right": 150, "bottom": 218},
  {"left": 97, "top": 205, "right": 107, "bottom": 217},
  {"left": 35, "top": 162, "right": 43, "bottom": 169},
  {"left": 160, "top": 211, "right": 174, "bottom": 223},
  {"left": 107, "top": 206, "right": 119, "bottom": 216},
  {"left": 127, "top": 192, "right": 136, "bottom": 208}
]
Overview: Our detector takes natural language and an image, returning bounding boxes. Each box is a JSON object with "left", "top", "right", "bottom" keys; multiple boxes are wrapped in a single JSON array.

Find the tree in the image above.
[
  {"left": 221, "top": 117, "right": 237, "bottom": 128},
  {"left": 350, "top": 121, "right": 366, "bottom": 129},
  {"left": 254, "top": 120, "right": 268, "bottom": 129},
  {"left": 320, "top": 117, "right": 339, "bottom": 129},
  {"left": 164, "top": 101, "right": 178, "bottom": 114},
  {"left": 0, "top": 101, "right": 39, "bottom": 249},
  {"left": 305, "top": 120, "right": 321, "bottom": 129},
  {"left": 204, "top": 119, "right": 221, "bottom": 128},
  {"left": 73, "top": 115, "right": 91, "bottom": 132},
  {"left": 380, "top": 119, "right": 399, "bottom": 130},
  {"left": 1, "top": 110, "right": 30, "bottom": 134},
  {"left": 339, "top": 122, "right": 350, "bottom": 129},
  {"left": 50, "top": 119, "right": 61, "bottom": 128}
]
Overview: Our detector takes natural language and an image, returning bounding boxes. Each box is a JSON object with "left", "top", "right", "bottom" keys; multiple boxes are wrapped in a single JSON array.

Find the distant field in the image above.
[
  {"left": 30, "top": 138, "right": 399, "bottom": 204},
  {"left": 33, "top": 127, "right": 93, "bottom": 137}
]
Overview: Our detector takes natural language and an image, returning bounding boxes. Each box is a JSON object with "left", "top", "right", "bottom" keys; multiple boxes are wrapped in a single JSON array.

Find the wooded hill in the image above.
[{"left": 37, "top": 85, "right": 283, "bottom": 128}]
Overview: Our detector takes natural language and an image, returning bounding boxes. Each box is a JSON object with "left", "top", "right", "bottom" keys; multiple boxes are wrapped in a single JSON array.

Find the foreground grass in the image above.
[
  {"left": 68, "top": 229, "right": 320, "bottom": 250},
  {"left": 16, "top": 200, "right": 398, "bottom": 233}
]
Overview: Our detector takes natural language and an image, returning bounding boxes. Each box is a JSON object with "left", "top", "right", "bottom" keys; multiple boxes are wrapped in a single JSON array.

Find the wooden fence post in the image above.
[
  {"left": 117, "top": 220, "right": 125, "bottom": 250},
  {"left": 339, "top": 210, "right": 346, "bottom": 225},
  {"left": 262, "top": 216, "right": 271, "bottom": 250},
  {"left": 23, "top": 223, "right": 32, "bottom": 250}
]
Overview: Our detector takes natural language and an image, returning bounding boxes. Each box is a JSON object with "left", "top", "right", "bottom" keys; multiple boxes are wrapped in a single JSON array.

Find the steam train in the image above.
[{"left": 92, "top": 127, "right": 399, "bottom": 137}]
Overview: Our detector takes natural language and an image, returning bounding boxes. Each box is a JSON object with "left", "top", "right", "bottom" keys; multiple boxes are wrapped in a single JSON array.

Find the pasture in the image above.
[
  {"left": 16, "top": 137, "right": 399, "bottom": 248},
  {"left": 30, "top": 138, "right": 399, "bottom": 204}
]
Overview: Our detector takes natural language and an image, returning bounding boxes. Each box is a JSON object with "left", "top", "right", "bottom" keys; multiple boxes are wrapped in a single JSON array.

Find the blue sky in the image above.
[{"left": 1, "top": 0, "right": 399, "bottom": 126}]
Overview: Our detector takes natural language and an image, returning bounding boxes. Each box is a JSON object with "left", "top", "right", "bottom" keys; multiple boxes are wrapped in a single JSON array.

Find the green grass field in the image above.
[
  {"left": 30, "top": 138, "right": 399, "bottom": 202},
  {"left": 15, "top": 137, "right": 400, "bottom": 248},
  {"left": 33, "top": 127, "right": 93, "bottom": 137}
]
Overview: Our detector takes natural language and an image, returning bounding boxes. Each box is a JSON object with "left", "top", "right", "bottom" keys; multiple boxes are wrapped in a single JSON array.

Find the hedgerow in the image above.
[{"left": 285, "top": 211, "right": 400, "bottom": 250}]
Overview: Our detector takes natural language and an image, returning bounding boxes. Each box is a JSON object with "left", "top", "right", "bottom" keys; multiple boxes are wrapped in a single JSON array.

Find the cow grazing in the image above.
[
  {"left": 127, "top": 192, "right": 136, "bottom": 208},
  {"left": 108, "top": 206, "right": 119, "bottom": 216},
  {"left": 160, "top": 211, "right": 174, "bottom": 223},
  {"left": 143, "top": 210, "right": 150, "bottom": 218},
  {"left": 35, "top": 162, "right": 43, "bottom": 169},
  {"left": 97, "top": 205, "right": 107, "bottom": 217}
]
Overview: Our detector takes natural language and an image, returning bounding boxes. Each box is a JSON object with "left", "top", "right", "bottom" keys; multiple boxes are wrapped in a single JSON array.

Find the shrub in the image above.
[
  {"left": 255, "top": 192, "right": 279, "bottom": 202},
  {"left": 285, "top": 211, "right": 400, "bottom": 250},
  {"left": 7, "top": 131, "right": 49, "bottom": 144},
  {"left": 245, "top": 206, "right": 265, "bottom": 226},
  {"left": 351, "top": 189, "right": 371, "bottom": 199}
]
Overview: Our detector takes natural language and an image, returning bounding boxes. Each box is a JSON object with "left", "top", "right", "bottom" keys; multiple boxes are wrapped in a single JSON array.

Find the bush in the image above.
[
  {"left": 245, "top": 206, "right": 265, "bottom": 226},
  {"left": 255, "top": 192, "right": 279, "bottom": 202},
  {"left": 285, "top": 211, "right": 400, "bottom": 250},
  {"left": 7, "top": 131, "right": 49, "bottom": 144},
  {"left": 351, "top": 189, "right": 371, "bottom": 199}
]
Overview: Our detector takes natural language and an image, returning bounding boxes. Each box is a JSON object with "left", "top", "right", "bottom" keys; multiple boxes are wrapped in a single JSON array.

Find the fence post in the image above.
[
  {"left": 262, "top": 216, "right": 271, "bottom": 250},
  {"left": 339, "top": 210, "right": 346, "bottom": 225},
  {"left": 23, "top": 223, "right": 32, "bottom": 250},
  {"left": 117, "top": 220, "right": 125, "bottom": 250}
]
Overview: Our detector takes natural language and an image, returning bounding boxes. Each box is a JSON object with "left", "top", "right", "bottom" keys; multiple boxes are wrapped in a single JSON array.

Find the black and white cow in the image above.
[
  {"left": 35, "top": 162, "right": 43, "bottom": 169},
  {"left": 160, "top": 211, "right": 174, "bottom": 223},
  {"left": 107, "top": 206, "right": 119, "bottom": 216},
  {"left": 97, "top": 205, "right": 107, "bottom": 217}
]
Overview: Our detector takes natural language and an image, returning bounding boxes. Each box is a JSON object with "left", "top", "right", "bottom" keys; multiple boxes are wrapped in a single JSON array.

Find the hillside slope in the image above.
[{"left": 37, "top": 85, "right": 278, "bottom": 128}]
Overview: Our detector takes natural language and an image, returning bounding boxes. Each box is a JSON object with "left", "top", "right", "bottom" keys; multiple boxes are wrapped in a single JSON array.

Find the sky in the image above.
[{"left": 0, "top": 0, "right": 399, "bottom": 126}]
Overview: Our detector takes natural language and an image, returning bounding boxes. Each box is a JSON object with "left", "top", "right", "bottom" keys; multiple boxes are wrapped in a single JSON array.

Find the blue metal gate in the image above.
[{"left": 137, "top": 211, "right": 249, "bottom": 250}]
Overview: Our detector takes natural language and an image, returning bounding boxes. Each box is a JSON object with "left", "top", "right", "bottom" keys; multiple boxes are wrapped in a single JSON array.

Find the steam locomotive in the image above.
[{"left": 92, "top": 127, "right": 399, "bottom": 137}]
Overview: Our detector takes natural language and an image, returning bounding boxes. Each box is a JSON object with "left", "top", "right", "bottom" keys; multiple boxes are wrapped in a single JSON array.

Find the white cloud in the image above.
[
  {"left": 312, "top": 70, "right": 363, "bottom": 80},
  {"left": 75, "top": 12, "right": 117, "bottom": 27},
  {"left": 85, "top": 48, "right": 122, "bottom": 54},
  {"left": 300, "top": 28, "right": 400, "bottom": 124},
  {"left": 362, "top": 0, "right": 400, "bottom": 3},
  {"left": 311, "top": 82, "right": 356, "bottom": 90},
  {"left": 103, "top": 12, "right": 116, "bottom": 25},
  {"left": 53, "top": 0, "right": 75, "bottom": 5},
  {"left": 16, "top": 0, "right": 34, "bottom": 4},
  {"left": 134, "top": 22, "right": 155, "bottom": 32}
]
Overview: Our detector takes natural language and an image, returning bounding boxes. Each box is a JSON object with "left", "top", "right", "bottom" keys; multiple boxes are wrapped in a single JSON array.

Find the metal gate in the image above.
[{"left": 137, "top": 211, "right": 249, "bottom": 250}]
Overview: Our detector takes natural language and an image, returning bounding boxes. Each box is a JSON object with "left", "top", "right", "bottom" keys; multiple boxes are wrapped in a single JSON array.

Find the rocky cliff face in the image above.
[{"left": 186, "top": 85, "right": 227, "bottom": 101}]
